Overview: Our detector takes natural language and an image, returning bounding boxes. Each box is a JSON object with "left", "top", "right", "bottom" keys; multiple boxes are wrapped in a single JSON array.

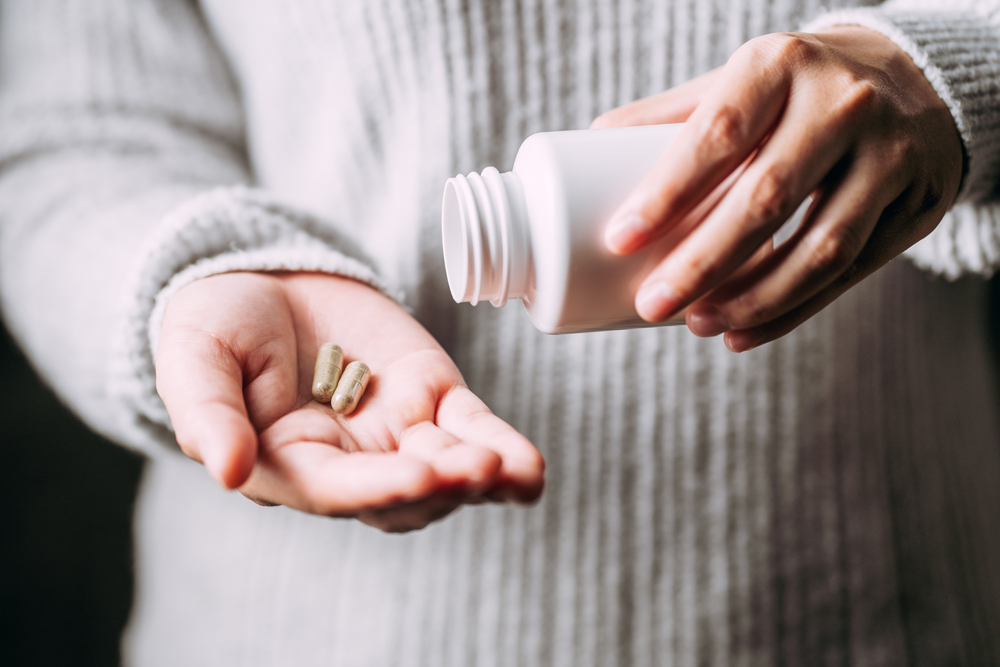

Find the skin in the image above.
[
  {"left": 156, "top": 272, "right": 545, "bottom": 533},
  {"left": 594, "top": 26, "right": 964, "bottom": 351},
  {"left": 156, "top": 26, "right": 960, "bottom": 531}
]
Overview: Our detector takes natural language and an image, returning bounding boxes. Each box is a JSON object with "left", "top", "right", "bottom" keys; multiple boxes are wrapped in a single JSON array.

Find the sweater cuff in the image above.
[
  {"left": 110, "top": 186, "right": 395, "bottom": 430},
  {"left": 803, "top": 8, "right": 1000, "bottom": 204},
  {"left": 901, "top": 202, "right": 1000, "bottom": 279}
]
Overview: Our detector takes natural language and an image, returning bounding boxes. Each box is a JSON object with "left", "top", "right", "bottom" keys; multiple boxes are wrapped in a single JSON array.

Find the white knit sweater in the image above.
[{"left": 3, "top": 0, "right": 1000, "bottom": 664}]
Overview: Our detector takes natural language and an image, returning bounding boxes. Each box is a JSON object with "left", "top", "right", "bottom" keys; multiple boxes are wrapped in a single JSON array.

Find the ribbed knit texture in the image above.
[{"left": 2, "top": 1, "right": 1000, "bottom": 665}]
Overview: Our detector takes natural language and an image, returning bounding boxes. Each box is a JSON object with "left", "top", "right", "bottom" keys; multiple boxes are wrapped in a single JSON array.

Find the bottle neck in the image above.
[{"left": 442, "top": 166, "right": 532, "bottom": 308}]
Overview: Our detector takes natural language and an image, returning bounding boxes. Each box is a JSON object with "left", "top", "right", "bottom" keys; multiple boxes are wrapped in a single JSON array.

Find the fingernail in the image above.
[
  {"left": 687, "top": 305, "right": 730, "bottom": 337},
  {"left": 605, "top": 213, "right": 649, "bottom": 254},
  {"left": 724, "top": 328, "right": 765, "bottom": 353},
  {"left": 636, "top": 281, "right": 679, "bottom": 321}
]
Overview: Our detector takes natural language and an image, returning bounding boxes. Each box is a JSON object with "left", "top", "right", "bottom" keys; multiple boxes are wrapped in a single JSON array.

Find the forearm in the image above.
[
  {"left": 0, "top": 0, "right": 386, "bottom": 455},
  {"left": 0, "top": 1, "right": 242, "bottom": 454}
]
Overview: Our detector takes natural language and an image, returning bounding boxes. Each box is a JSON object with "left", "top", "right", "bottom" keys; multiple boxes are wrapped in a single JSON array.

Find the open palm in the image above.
[{"left": 156, "top": 272, "right": 544, "bottom": 532}]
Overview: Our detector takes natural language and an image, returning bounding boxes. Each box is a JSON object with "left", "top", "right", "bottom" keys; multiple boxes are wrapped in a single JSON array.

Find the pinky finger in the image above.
[
  {"left": 694, "top": 151, "right": 908, "bottom": 340},
  {"left": 686, "top": 238, "right": 775, "bottom": 335}
]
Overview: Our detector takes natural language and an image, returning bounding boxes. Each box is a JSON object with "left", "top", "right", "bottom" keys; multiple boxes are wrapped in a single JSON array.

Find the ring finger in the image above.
[
  {"left": 690, "top": 147, "right": 909, "bottom": 336},
  {"left": 632, "top": 95, "right": 860, "bottom": 323}
]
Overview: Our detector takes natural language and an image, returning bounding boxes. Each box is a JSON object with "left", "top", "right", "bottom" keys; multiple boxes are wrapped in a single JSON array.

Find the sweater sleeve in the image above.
[
  {"left": 803, "top": 1, "right": 1000, "bottom": 278},
  {"left": 0, "top": 0, "right": 388, "bottom": 456}
]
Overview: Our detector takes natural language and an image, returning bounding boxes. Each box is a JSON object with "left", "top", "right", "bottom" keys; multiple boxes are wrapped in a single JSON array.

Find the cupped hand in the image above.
[
  {"left": 155, "top": 272, "right": 544, "bottom": 532},
  {"left": 593, "top": 26, "right": 963, "bottom": 351}
]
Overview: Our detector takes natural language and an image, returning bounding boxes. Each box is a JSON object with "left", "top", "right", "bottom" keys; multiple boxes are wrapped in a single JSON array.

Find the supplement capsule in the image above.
[
  {"left": 330, "top": 361, "right": 371, "bottom": 415},
  {"left": 311, "top": 343, "right": 344, "bottom": 403}
]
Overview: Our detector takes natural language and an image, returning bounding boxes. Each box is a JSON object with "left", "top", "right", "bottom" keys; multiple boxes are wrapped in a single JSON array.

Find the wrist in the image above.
[
  {"left": 803, "top": 8, "right": 1000, "bottom": 203},
  {"left": 810, "top": 25, "right": 964, "bottom": 209}
]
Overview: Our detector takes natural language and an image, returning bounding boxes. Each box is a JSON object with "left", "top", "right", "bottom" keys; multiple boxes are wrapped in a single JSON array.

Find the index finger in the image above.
[
  {"left": 590, "top": 67, "right": 723, "bottom": 129},
  {"left": 604, "top": 35, "right": 795, "bottom": 255}
]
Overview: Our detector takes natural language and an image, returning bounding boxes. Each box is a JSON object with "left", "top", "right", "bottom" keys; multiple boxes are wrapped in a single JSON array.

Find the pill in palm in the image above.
[
  {"left": 312, "top": 343, "right": 344, "bottom": 403},
  {"left": 330, "top": 361, "right": 371, "bottom": 415}
]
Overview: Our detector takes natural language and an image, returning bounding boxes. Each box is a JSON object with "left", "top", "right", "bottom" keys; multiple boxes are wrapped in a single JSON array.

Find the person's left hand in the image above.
[
  {"left": 593, "top": 26, "right": 963, "bottom": 351},
  {"left": 156, "top": 272, "right": 545, "bottom": 533}
]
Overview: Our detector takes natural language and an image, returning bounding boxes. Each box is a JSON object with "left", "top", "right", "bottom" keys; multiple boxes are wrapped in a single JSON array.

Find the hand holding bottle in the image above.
[
  {"left": 155, "top": 272, "right": 545, "bottom": 532},
  {"left": 594, "top": 26, "right": 963, "bottom": 351}
]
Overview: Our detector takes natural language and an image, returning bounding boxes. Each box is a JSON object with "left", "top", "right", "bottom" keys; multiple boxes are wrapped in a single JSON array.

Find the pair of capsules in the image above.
[{"left": 312, "top": 343, "right": 371, "bottom": 415}]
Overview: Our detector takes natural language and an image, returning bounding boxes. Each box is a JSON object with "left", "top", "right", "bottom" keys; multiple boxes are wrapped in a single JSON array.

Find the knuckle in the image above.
[
  {"left": 771, "top": 32, "right": 818, "bottom": 66},
  {"left": 174, "top": 435, "right": 199, "bottom": 461},
  {"left": 833, "top": 77, "right": 880, "bottom": 118},
  {"left": 827, "top": 253, "right": 866, "bottom": 293},
  {"left": 672, "top": 253, "right": 722, "bottom": 296},
  {"left": 879, "top": 136, "right": 913, "bottom": 170},
  {"left": 698, "top": 103, "right": 748, "bottom": 155},
  {"left": 744, "top": 168, "right": 793, "bottom": 223},
  {"left": 727, "top": 291, "right": 773, "bottom": 329},
  {"left": 838, "top": 257, "right": 865, "bottom": 286},
  {"left": 806, "top": 226, "right": 861, "bottom": 275},
  {"left": 917, "top": 176, "right": 949, "bottom": 215},
  {"left": 744, "top": 32, "right": 817, "bottom": 68}
]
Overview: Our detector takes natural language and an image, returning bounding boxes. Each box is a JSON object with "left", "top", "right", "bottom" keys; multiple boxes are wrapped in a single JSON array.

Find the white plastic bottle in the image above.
[{"left": 441, "top": 124, "right": 803, "bottom": 334}]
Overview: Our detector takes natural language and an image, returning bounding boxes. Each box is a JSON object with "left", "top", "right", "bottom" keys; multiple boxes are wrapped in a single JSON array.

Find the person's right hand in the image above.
[
  {"left": 155, "top": 271, "right": 545, "bottom": 532},
  {"left": 593, "top": 27, "right": 963, "bottom": 352}
]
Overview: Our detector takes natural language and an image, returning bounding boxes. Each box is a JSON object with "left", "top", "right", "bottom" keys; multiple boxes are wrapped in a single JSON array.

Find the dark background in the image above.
[
  {"left": 0, "top": 322, "right": 143, "bottom": 667},
  {"left": 1, "top": 277, "right": 999, "bottom": 667}
]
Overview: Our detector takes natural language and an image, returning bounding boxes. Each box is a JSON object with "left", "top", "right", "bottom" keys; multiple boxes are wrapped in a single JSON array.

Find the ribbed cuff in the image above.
[
  {"left": 111, "top": 186, "right": 395, "bottom": 428},
  {"left": 902, "top": 202, "right": 1000, "bottom": 279},
  {"left": 804, "top": 8, "right": 1000, "bottom": 204}
]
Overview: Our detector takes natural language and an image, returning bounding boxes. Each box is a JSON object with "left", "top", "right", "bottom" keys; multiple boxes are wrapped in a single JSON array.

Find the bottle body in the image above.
[
  {"left": 511, "top": 124, "right": 689, "bottom": 333},
  {"left": 441, "top": 124, "right": 804, "bottom": 334}
]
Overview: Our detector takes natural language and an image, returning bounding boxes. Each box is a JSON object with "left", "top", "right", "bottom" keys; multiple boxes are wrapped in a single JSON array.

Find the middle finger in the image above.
[
  {"left": 632, "top": 79, "right": 864, "bottom": 322},
  {"left": 693, "top": 147, "right": 909, "bottom": 335}
]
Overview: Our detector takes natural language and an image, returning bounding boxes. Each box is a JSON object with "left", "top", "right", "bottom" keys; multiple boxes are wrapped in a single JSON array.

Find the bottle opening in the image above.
[
  {"left": 441, "top": 168, "right": 531, "bottom": 308},
  {"left": 441, "top": 180, "right": 470, "bottom": 303}
]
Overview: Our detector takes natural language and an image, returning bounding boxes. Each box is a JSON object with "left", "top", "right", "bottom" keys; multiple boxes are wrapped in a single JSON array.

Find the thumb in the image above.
[{"left": 156, "top": 331, "right": 258, "bottom": 489}]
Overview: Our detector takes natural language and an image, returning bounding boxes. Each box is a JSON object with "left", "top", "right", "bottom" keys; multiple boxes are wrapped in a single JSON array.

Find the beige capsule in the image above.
[
  {"left": 330, "top": 361, "right": 371, "bottom": 415},
  {"left": 311, "top": 343, "right": 344, "bottom": 403}
]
